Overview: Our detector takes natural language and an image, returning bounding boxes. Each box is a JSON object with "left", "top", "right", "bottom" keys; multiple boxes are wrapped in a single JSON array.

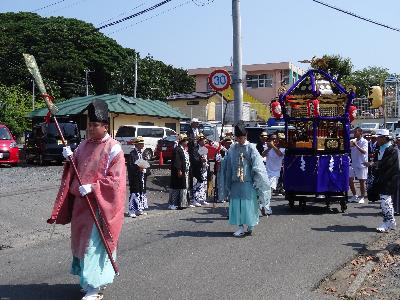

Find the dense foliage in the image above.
[
  {"left": 310, "top": 54, "right": 353, "bottom": 82},
  {"left": 0, "top": 85, "right": 36, "bottom": 136},
  {"left": 0, "top": 12, "right": 194, "bottom": 135}
]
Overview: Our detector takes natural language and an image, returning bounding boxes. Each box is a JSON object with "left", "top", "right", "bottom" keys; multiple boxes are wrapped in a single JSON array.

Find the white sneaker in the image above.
[
  {"left": 189, "top": 204, "right": 195, "bottom": 208},
  {"left": 349, "top": 195, "right": 359, "bottom": 202},
  {"left": 233, "top": 226, "right": 245, "bottom": 237},
  {"left": 357, "top": 197, "right": 365, "bottom": 204},
  {"left": 377, "top": 221, "right": 396, "bottom": 232},
  {"left": 138, "top": 211, "right": 147, "bottom": 216},
  {"left": 201, "top": 201, "right": 210, "bottom": 206},
  {"left": 265, "top": 207, "right": 272, "bottom": 215},
  {"left": 168, "top": 205, "right": 177, "bottom": 210},
  {"left": 128, "top": 213, "right": 137, "bottom": 218},
  {"left": 192, "top": 202, "right": 202, "bottom": 207},
  {"left": 82, "top": 287, "right": 103, "bottom": 300}
]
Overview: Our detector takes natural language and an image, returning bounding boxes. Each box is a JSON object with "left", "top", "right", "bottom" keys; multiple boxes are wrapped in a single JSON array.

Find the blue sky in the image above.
[{"left": 2, "top": 0, "right": 400, "bottom": 73}]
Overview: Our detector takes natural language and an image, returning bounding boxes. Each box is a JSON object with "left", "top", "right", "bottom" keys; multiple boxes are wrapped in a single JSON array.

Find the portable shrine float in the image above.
[{"left": 279, "top": 69, "right": 356, "bottom": 212}]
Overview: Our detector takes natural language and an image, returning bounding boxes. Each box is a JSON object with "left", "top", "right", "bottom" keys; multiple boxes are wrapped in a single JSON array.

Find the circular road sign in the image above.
[{"left": 208, "top": 69, "right": 231, "bottom": 91}]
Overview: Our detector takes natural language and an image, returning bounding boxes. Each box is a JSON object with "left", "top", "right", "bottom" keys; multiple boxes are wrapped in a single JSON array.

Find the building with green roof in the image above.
[{"left": 29, "top": 94, "right": 188, "bottom": 137}]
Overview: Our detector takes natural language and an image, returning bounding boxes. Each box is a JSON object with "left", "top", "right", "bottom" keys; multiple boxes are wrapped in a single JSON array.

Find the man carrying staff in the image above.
[
  {"left": 219, "top": 121, "right": 271, "bottom": 237},
  {"left": 48, "top": 99, "right": 126, "bottom": 300}
]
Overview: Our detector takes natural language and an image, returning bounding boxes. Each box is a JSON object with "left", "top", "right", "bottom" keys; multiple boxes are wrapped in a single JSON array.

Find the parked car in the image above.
[
  {"left": 359, "top": 122, "right": 380, "bottom": 131},
  {"left": 115, "top": 125, "right": 177, "bottom": 160},
  {"left": 24, "top": 121, "right": 81, "bottom": 165},
  {"left": 154, "top": 135, "right": 218, "bottom": 162},
  {"left": 0, "top": 123, "right": 19, "bottom": 166},
  {"left": 384, "top": 121, "right": 400, "bottom": 133}
]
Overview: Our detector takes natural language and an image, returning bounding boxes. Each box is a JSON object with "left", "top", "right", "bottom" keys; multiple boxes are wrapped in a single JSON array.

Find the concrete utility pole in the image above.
[
  {"left": 84, "top": 69, "right": 94, "bottom": 96},
  {"left": 232, "top": 0, "right": 243, "bottom": 124},
  {"left": 134, "top": 53, "right": 138, "bottom": 98}
]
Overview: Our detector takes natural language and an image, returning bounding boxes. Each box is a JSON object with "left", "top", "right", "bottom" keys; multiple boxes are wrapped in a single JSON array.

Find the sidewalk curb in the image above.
[
  {"left": 345, "top": 260, "right": 376, "bottom": 298},
  {"left": 344, "top": 249, "right": 390, "bottom": 298}
]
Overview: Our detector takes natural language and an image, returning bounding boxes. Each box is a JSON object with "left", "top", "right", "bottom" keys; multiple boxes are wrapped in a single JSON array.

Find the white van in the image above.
[{"left": 115, "top": 125, "right": 177, "bottom": 160}]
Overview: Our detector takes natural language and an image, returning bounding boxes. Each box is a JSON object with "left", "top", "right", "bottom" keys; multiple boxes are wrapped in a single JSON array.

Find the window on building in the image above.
[
  {"left": 246, "top": 74, "right": 273, "bottom": 88},
  {"left": 138, "top": 122, "right": 154, "bottom": 126},
  {"left": 282, "top": 69, "right": 290, "bottom": 85},
  {"left": 246, "top": 75, "right": 259, "bottom": 88}
]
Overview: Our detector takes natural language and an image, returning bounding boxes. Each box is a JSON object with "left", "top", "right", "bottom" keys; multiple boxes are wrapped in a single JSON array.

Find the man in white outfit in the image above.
[
  {"left": 261, "top": 133, "right": 285, "bottom": 215},
  {"left": 349, "top": 127, "right": 368, "bottom": 203}
]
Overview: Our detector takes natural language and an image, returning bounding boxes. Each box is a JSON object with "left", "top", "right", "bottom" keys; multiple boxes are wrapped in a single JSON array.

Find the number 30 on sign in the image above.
[{"left": 208, "top": 69, "right": 231, "bottom": 91}]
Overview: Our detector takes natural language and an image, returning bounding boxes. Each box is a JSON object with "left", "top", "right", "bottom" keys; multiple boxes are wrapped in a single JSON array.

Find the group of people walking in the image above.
[
  {"left": 349, "top": 127, "right": 400, "bottom": 232},
  {"left": 47, "top": 99, "right": 399, "bottom": 300}
]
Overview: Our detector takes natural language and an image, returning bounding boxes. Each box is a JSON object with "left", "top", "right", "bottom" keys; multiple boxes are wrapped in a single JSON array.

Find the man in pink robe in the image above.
[{"left": 48, "top": 100, "right": 126, "bottom": 300}]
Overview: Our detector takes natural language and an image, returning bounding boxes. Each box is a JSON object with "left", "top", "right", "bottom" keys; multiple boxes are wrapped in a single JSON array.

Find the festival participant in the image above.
[
  {"left": 256, "top": 131, "right": 269, "bottom": 156},
  {"left": 219, "top": 121, "right": 271, "bottom": 237},
  {"left": 261, "top": 133, "right": 285, "bottom": 215},
  {"left": 190, "top": 133, "right": 210, "bottom": 207},
  {"left": 49, "top": 99, "right": 126, "bottom": 300},
  {"left": 349, "top": 127, "right": 368, "bottom": 204},
  {"left": 364, "top": 129, "right": 397, "bottom": 232},
  {"left": 168, "top": 134, "right": 190, "bottom": 210},
  {"left": 127, "top": 136, "right": 150, "bottom": 218},
  {"left": 215, "top": 136, "right": 233, "bottom": 205}
]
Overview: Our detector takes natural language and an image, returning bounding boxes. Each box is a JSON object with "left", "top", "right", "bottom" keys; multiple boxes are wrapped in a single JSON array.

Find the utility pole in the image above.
[
  {"left": 134, "top": 53, "right": 138, "bottom": 98},
  {"left": 84, "top": 69, "right": 94, "bottom": 96},
  {"left": 32, "top": 79, "right": 35, "bottom": 111},
  {"left": 232, "top": 0, "right": 243, "bottom": 124}
]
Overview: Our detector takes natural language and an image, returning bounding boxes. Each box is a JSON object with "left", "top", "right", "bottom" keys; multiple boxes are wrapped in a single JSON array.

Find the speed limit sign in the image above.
[{"left": 208, "top": 69, "right": 231, "bottom": 91}]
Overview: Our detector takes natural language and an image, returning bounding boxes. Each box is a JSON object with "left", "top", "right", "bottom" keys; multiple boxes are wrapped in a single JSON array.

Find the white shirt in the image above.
[
  {"left": 265, "top": 147, "right": 285, "bottom": 177},
  {"left": 350, "top": 137, "right": 368, "bottom": 168}
]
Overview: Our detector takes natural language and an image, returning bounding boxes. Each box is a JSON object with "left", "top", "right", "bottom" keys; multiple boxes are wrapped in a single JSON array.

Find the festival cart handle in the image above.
[{"left": 23, "top": 53, "right": 120, "bottom": 275}]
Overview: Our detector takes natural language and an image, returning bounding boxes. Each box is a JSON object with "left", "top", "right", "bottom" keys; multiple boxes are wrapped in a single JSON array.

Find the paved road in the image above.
[{"left": 0, "top": 165, "right": 387, "bottom": 300}]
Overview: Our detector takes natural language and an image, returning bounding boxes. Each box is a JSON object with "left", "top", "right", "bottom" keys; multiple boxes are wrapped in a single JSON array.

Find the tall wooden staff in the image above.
[{"left": 23, "top": 54, "right": 119, "bottom": 275}]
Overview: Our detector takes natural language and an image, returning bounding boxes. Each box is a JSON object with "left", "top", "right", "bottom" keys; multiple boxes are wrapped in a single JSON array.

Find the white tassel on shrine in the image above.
[
  {"left": 300, "top": 155, "right": 306, "bottom": 171},
  {"left": 329, "top": 155, "right": 334, "bottom": 172}
]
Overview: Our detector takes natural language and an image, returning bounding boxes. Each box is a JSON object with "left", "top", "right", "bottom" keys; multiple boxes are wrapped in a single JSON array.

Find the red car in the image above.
[
  {"left": 155, "top": 135, "right": 219, "bottom": 162},
  {"left": 0, "top": 123, "right": 19, "bottom": 165}
]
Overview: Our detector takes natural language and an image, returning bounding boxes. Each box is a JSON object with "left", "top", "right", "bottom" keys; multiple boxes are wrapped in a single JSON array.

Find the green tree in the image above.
[
  {"left": 0, "top": 85, "right": 34, "bottom": 136},
  {"left": 0, "top": 12, "right": 195, "bottom": 101},
  {"left": 109, "top": 55, "right": 195, "bottom": 100},
  {"left": 0, "top": 12, "right": 132, "bottom": 99},
  {"left": 342, "top": 66, "right": 390, "bottom": 97},
  {"left": 311, "top": 54, "right": 353, "bottom": 82}
]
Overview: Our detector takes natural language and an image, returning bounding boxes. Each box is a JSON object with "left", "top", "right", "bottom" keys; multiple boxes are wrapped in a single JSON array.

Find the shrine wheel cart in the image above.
[{"left": 279, "top": 69, "right": 355, "bottom": 212}]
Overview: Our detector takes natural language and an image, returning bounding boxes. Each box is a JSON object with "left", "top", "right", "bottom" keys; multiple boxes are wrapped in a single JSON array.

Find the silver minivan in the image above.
[{"left": 115, "top": 125, "right": 177, "bottom": 160}]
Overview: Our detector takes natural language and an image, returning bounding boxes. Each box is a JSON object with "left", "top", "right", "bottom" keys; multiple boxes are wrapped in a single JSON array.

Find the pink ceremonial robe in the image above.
[{"left": 48, "top": 134, "right": 126, "bottom": 258}]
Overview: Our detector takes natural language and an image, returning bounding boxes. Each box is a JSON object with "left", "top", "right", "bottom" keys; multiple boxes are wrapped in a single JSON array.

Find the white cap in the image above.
[
  {"left": 191, "top": 118, "right": 199, "bottom": 123},
  {"left": 375, "top": 129, "right": 390, "bottom": 136}
]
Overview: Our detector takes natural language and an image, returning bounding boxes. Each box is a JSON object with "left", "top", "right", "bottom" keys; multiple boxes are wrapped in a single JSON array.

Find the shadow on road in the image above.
[
  {"left": 0, "top": 283, "right": 81, "bottom": 300},
  {"left": 179, "top": 216, "right": 227, "bottom": 224},
  {"left": 271, "top": 204, "right": 341, "bottom": 215},
  {"left": 311, "top": 225, "right": 376, "bottom": 233},
  {"left": 160, "top": 230, "right": 232, "bottom": 238},
  {"left": 342, "top": 211, "right": 380, "bottom": 218}
]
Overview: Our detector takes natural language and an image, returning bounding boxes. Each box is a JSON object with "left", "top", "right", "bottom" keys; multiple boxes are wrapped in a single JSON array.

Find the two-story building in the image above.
[{"left": 188, "top": 62, "right": 305, "bottom": 105}]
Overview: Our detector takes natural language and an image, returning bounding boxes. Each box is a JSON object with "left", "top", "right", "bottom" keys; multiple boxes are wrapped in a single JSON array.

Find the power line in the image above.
[
  {"left": 312, "top": 0, "right": 400, "bottom": 33},
  {"left": 96, "top": 0, "right": 174, "bottom": 30},
  {"left": 42, "top": 0, "right": 89, "bottom": 15},
  {"left": 32, "top": 0, "right": 68, "bottom": 12},
  {"left": 106, "top": 0, "right": 192, "bottom": 35},
  {"left": 97, "top": 2, "right": 147, "bottom": 27},
  {"left": 191, "top": 0, "right": 215, "bottom": 7}
]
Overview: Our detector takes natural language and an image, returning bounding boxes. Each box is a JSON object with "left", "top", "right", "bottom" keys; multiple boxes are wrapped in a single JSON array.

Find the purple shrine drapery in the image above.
[{"left": 284, "top": 154, "right": 349, "bottom": 193}]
